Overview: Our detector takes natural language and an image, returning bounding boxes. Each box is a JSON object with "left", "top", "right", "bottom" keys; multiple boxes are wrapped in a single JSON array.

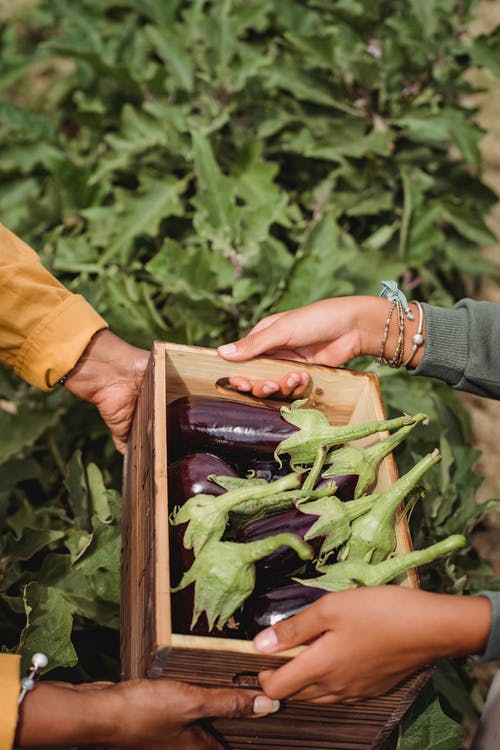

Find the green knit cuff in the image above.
[
  {"left": 475, "top": 591, "right": 500, "bottom": 662},
  {"left": 412, "top": 303, "right": 469, "bottom": 385}
]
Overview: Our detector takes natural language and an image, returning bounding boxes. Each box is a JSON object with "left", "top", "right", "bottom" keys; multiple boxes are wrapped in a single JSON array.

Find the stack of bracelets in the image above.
[{"left": 376, "top": 281, "right": 425, "bottom": 369}]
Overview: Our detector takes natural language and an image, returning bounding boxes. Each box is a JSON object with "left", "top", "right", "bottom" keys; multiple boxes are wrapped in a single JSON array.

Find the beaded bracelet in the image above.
[
  {"left": 401, "top": 300, "right": 425, "bottom": 368},
  {"left": 375, "top": 298, "right": 406, "bottom": 368},
  {"left": 18, "top": 653, "right": 48, "bottom": 706},
  {"left": 377, "top": 282, "right": 425, "bottom": 368}
]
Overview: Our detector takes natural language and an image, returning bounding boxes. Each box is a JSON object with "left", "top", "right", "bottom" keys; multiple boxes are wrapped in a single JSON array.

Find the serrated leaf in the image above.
[
  {"left": 64, "top": 450, "right": 89, "bottom": 528},
  {"left": 191, "top": 131, "right": 238, "bottom": 246},
  {"left": 87, "top": 463, "right": 114, "bottom": 524},
  {"left": 145, "top": 24, "right": 194, "bottom": 91},
  {"left": 17, "top": 584, "right": 77, "bottom": 672},
  {"left": 102, "top": 175, "right": 187, "bottom": 262},
  {"left": 0, "top": 408, "right": 62, "bottom": 462},
  {"left": 6, "top": 527, "right": 65, "bottom": 562},
  {"left": 471, "top": 28, "right": 500, "bottom": 77},
  {"left": 399, "top": 696, "right": 464, "bottom": 749}
]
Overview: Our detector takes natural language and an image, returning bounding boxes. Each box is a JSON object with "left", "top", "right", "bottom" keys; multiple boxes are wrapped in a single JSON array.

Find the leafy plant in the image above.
[{"left": 1, "top": 0, "right": 499, "bottom": 746}]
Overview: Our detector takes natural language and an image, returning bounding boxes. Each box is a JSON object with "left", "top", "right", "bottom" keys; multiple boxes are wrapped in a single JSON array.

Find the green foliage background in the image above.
[{"left": 1, "top": 0, "right": 500, "bottom": 746}]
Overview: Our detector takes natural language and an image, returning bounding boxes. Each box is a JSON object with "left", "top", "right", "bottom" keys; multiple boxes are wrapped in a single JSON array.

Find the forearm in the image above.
[
  {"left": 409, "top": 591, "right": 491, "bottom": 662},
  {"left": 15, "top": 684, "right": 114, "bottom": 747},
  {"left": 63, "top": 329, "right": 147, "bottom": 403}
]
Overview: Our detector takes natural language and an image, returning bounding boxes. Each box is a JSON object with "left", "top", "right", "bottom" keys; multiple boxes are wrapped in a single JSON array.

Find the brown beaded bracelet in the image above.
[{"left": 376, "top": 299, "right": 406, "bottom": 368}]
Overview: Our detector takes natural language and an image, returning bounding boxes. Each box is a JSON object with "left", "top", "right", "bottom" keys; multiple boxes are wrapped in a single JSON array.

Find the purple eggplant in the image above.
[
  {"left": 166, "top": 395, "right": 298, "bottom": 462},
  {"left": 239, "top": 582, "right": 329, "bottom": 639},
  {"left": 315, "top": 472, "right": 358, "bottom": 501},
  {"left": 237, "top": 509, "right": 322, "bottom": 581},
  {"left": 168, "top": 452, "right": 238, "bottom": 594},
  {"left": 242, "top": 456, "right": 291, "bottom": 483},
  {"left": 168, "top": 451, "right": 239, "bottom": 508},
  {"left": 168, "top": 452, "right": 244, "bottom": 638}
]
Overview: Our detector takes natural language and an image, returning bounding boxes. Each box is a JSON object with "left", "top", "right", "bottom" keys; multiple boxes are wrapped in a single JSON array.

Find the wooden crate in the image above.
[{"left": 121, "top": 342, "right": 431, "bottom": 750}]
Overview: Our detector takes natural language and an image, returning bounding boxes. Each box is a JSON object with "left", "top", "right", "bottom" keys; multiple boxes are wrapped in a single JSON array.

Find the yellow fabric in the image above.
[
  {"left": 0, "top": 654, "right": 20, "bottom": 750},
  {"left": 0, "top": 223, "right": 108, "bottom": 390}
]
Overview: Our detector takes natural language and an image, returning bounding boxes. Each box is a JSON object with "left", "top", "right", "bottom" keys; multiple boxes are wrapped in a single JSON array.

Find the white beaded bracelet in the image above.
[
  {"left": 18, "top": 653, "right": 48, "bottom": 706},
  {"left": 401, "top": 300, "right": 425, "bottom": 368}
]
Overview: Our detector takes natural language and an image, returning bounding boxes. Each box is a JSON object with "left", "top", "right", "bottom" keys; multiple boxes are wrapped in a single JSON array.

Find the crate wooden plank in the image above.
[{"left": 121, "top": 342, "right": 431, "bottom": 749}]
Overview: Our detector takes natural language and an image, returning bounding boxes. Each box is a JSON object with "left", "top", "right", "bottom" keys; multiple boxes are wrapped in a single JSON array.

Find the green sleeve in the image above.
[
  {"left": 413, "top": 299, "right": 500, "bottom": 400},
  {"left": 475, "top": 591, "right": 500, "bottom": 662}
]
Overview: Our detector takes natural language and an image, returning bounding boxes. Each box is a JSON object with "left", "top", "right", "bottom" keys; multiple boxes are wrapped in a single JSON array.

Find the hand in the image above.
[
  {"left": 217, "top": 298, "right": 372, "bottom": 399},
  {"left": 251, "top": 587, "right": 491, "bottom": 704},
  {"left": 17, "top": 678, "right": 280, "bottom": 749},
  {"left": 63, "top": 329, "right": 149, "bottom": 454},
  {"left": 217, "top": 296, "right": 427, "bottom": 399}
]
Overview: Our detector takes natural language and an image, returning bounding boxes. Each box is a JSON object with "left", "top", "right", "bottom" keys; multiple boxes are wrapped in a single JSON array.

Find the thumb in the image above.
[
  {"left": 187, "top": 686, "right": 280, "bottom": 721},
  {"left": 217, "top": 317, "right": 289, "bottom": 362}
]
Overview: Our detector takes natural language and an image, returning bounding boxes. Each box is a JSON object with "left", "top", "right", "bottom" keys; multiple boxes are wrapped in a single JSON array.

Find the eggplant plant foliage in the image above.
[{"left": 1, "top": 0, "right": 500, "bottom": 745}]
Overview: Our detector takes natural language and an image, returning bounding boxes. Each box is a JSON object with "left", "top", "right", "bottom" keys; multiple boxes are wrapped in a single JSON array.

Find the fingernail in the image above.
[
  {"left": 262, "top": 384, "right": 278, "bottom": 395},
  {"left": 253, "top": 695, "right": 280, "bottom": 714},
  {"left": 300, "top": 372, "right": 309, "bottom": 383},
  {"left": 218, "top": 343, "right": 237, "bottom": 356},
  {"left": 287, "top": 374, "right": 300, "bottom": 387},
  {"left": 254, "top": 629, "right": 278, "bottom": 652}
]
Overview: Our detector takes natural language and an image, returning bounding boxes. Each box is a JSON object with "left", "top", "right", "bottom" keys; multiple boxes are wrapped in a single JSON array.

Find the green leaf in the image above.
[
  {"left": 399, "top": 696, "right": 464, "bottom": 749},
  {"left": 102, "top": 175, "right": 187, "bottom": 262},
  {"left": 144, "top": 24, "right": 194, "bottom": 91},
  {"left": 87, "top": 463, "right": 114, "bottom": 524},
  {"left": 471, "top": 28, "right": 500, "bottom": 77},
  {"left": 277, "top": 212, "right": 356, "bottom": 309},
  {"left": 17, "top": 584, "right": 78, "bottom": 672},
  {"left": 0, "top": 407, "right": 62, "bottom": 462},
  {"left": 191, "top": 131, "right": 238, "bottom": 247},
  {"left": 64, "top": 450, "right": 90, "bottom": 528},
  {"left": 74, "top": 498, "right": 121, "bottom": 577},
  {"left": 6, "top": 527, "right": 65, "bottom": 562}
]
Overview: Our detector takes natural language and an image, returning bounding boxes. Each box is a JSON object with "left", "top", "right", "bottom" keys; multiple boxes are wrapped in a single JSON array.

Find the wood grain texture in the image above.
[{"left": 121, "top": 342, "right": 429, "bottom": 748}]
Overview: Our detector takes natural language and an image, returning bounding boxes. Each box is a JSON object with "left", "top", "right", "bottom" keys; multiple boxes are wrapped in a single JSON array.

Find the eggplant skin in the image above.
[
  {"left": 315, "top": 472, "right": 358, "bottom": 501},
  {"left": 240, "top": 583, "right": 328, "bottom": 639},
  {"left": 167, "top": 451, "right": 238, "bottom": 510},
  {"left": 167, "top": 395, "right": 298, "bottom": 462},
  {"left": 241, "top": 456, "right": 291, "bottom": 482},
  {"left": 168, "top": 452, "right": 238, "bottom": 589},
  {"left": 237, "top": 508, "right": 320, "bottom": 577}
]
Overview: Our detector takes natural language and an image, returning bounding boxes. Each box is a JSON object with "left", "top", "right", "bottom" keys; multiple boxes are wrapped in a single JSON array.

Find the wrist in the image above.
[
  {"left": 357, "top": 297, "right": 392, "bottom": 358},
  {"left": 63, "top": 329, "right": 148, "bottom": 406},
  {"left": 357, "top": 297, "right": 427, "bottom": 367},
  {"left": 417, "top": 592, "right": 492, "bottom": 661},
  {"left": 16, "top": 683, "right": 116, "bottom": 747}
]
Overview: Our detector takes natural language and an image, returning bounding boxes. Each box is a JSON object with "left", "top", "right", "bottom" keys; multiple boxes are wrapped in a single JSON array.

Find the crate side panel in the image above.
[
  {"left": 121, "top": 353, "right": 156, "bottom": 679},
  {"left": 163, "top": 343, "right": 369, "bottom": 425},
  {"left": 153, "top": 344, "right": 171, "bottom": 648},
  {"left": 148, "top": 646, "right": 431, "bottom": 750}
]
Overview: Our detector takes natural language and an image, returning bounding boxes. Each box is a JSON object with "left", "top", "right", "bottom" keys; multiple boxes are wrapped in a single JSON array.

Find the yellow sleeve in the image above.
[
  {"left": 0, "top": 654, "right": 20, "bottom": 750},
  {"left": 0, "top": 224, "right": 108, "bottom": 390}
]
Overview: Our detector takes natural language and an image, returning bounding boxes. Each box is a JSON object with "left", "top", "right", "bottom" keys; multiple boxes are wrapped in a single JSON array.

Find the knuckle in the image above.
[
  {"left": 275, "top": 616, "right": 299, "bottom": 643},
  {"left": 316, "top": 592, "right": 338, "bottom": 620},
  {"left": 221, "top": 691, "right": 253, "bottom": 719}
]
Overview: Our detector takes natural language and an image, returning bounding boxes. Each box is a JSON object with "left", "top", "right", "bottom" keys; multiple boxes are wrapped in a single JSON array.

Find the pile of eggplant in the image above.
[{"left": 167, "top": 395, "right": 466, "bottom": 639}]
